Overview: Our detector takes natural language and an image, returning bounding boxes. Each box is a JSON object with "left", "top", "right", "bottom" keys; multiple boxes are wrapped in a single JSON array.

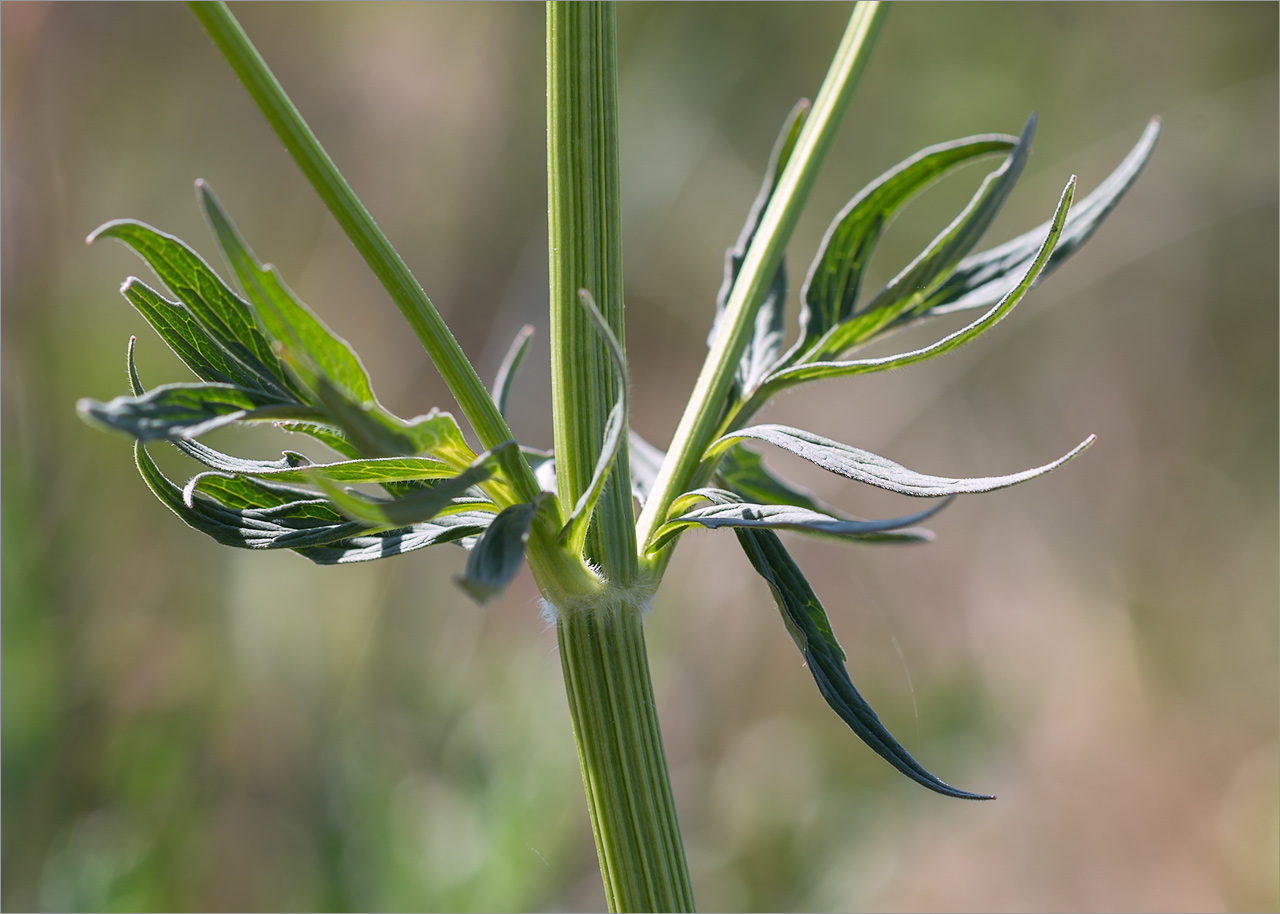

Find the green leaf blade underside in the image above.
[
  {"left": 922, "top": 117, "right": 1161, "bottom": 320},
  {"left": 713, "top": 424, "right": 1095, "bottom": 497},
  {"left": 90, "top": 219, "right": 297, "bottom": 399},
  {"left": 748, "top": 176, "right": 1076, "bottom": 404},
  {"left": 791, "top": 131, "right": 1020, "bottom": 360},
  {"left": 649, "top": 489, "right": 946, "bottom": 553},
  {"left": 78, "top": 379, "right": 320, "bottom": 441},
  {"left": 456, "top": 497, "right": 546, "bottom": 604},
  {"left": 735, "top": 526, "right": 991, "bottom": 800}
]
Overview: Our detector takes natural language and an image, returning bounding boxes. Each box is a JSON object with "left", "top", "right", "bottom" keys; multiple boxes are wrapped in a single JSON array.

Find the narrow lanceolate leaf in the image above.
[
  {"left": 735, "top": 526, "right": 991, "bottom": 799},
  {"left": 712, "top": 424, "right": 1095, "bottom": 497},
  {"left": 456, "top": 496, "right": 548, "bottom": 603},
  {"left": 137, "top": 442, "right": 492, "bottom": 564},
  {"left": 715, "top": 444, "right": 825, "bottom": 513},
  {"left": 89, "top": 219, "right": 298, "bottom": 399},
  {"left": 708, "top": 99, "right": 810, "bottom": 393},
  {"left": 558, "top": 291, "right": 627, "bottom": 553},
  {"left": 492, "top": 324, "right": 535, "bottom": 419},
  {"left": 748, "top": 177, "right": 1075, "bottom": 404},
  {"left": 648, "top": 487, "right": 947, "bottom": 553},
  {"left": 78, "top": 379, "right": 320, "bottom": 441},
  {"left": 789, "top": 131, "right": 1019, "bottom": 361},
  {"left": 314, "top": 443, "right": 513, "bottom": 531},
  {"left": 120, "top": 278, "right": 245, "bottom": 387},
  {"left": 811, "top": 116, "right": 1037, "bottom": 361},
  {"left": 198, "top": 181, "right": 378, "bottom": 403},
  {"left": 182, "top": 454, "right": 456, "bottom": 504},
  {"left": 921, "top": 117, "right": 1161, "bottom": 319}
]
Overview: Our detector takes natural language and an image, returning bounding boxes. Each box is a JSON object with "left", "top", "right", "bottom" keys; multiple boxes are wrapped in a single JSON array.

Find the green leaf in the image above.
[
  {"left": 78, "top": 378, "right": 320, "bottom": 441},
  {"left": 734, "top": 526, "right": 991, "bottom": 800},
  {"left": 89, "top": 218, "right": 298, "bottom": 399},
  {"left": 648, "top": 487, "right": 946, "bottom": 553},
  {"left": 788, "top": 129, "right": 1021, "bottom": 362},
  {"left": 712, "top": 423, "right": 1095, "bottom": 497},
  {"left": 748, "top": 176, "right": 1076, "bottom": 402},
  {"left": 313, "top": 443, "right": 514, "bottom": 531},
  {"left": 198, "top": 181, "right": 378, "bottom": 403},
  {"left": 800, "top": 116, "right": 1037, "bottom": 364},
  {"left": 709, "top": 99, "right": 810, "bottom": 393},
  {"left": 715, "top": 443, "right": 825, "bottom": 513},
  {"left": 920, "top": 117, "right": 1161, "bottom": 320},
  {"left": 138, "top": 441, "right": 491, "bottom": 563},
  {"left": 120, "top": 278, "right": 245, "bottom": 387},
  {"left": 455, "top": 496, "right": 549, "bottom": 604},
  {"left": 557, "top": 290, "right": 627, "bottom": 554},
  {"left": 715, "top": 448, "right": 942, "bottom": 543},
  {"left": 492, "top": 324, "right": 535, "bottom": 419}
]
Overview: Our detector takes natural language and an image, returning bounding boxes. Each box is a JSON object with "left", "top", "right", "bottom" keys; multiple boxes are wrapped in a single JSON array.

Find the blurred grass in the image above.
[{"left": 3, "top": 2, "right": 1276, "bottom": 911}]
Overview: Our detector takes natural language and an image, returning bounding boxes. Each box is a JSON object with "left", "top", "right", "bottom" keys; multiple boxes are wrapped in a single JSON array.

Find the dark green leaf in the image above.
[
  {"left": 807, "top": 116, "right": 1036, "bottom": 360},
  {"left": 920, "top": 117, "right": 1161, "bottom": 320},
  {"left": 789, "top": 129, "right": 1021, "bottom": 361},
  {"left": 455, "top": 496, "right": 548, "bottom": 603},
  {"left": 749, "top": 177, "right": 1076, "bottom": 402},
  {"left": 714, "top": 424, "right": 1095, "bottom": 497},
  {"left": 558, "top": 290, "right": 627, "bottom": 553},
  {"left": 89, "top": 219, "right": 297, "bottom": 399},
  {"left": 492, "top": 324, "right": 535, "bottom": 418},
  {"left": 735, "top": 526, "right": 990, "bottom": 800}
]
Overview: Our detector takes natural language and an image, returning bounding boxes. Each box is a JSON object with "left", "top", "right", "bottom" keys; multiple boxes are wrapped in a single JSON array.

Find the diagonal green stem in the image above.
[
  {"left": 633, "top": 1, "right": 887, "bottom": 562},
  {"left": 186, "top": 1, "right": 540, "bottom": 503}
]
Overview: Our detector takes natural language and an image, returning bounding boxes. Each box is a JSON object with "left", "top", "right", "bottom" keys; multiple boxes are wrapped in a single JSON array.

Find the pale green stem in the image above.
[
  {"left": 548, "top": 3, "right": 693, "bottom": 910},
  {"left": 634, "top": 1, "right": 887, "bottom": 561},
  {"left": 186, "top": 1, "right": 541, "bottom": 503},
  {"left": 547, "top": 0, "right": 638, "bottom": 583}
]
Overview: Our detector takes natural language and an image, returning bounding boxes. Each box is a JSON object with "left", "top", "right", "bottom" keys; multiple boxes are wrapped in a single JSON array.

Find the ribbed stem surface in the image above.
[
  {"left": 547, "top": 1, "right": 637, "bottom": 583},
  {"left": 558, "top": 604, "right": 694, "bottom": 912}
]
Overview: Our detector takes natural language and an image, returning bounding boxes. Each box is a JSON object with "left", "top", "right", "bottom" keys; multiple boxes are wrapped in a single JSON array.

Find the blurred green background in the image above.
[{"left": 3, "top": 3, "right": 1276, "bottom": 911}]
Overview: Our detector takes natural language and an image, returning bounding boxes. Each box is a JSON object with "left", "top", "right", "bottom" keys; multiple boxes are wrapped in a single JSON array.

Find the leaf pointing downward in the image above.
[{"left": 735, "top": 526, "right": 991, "bottom": 800}]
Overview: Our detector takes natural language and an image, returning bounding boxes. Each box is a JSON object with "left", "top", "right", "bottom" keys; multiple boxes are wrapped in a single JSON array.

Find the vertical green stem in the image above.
[
  {"left": 557, "top": 606, "right": 694, "bottom": 912},
  {"left": 548, "top": 3, "right": 693, "bottom": 910},
  {"left": 547, "top": 1, "right": 637, "bottom": 581}
]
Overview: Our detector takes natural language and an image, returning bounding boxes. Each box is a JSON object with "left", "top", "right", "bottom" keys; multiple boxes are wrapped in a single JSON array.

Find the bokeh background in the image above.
[{"left": 3, "top": 3, "right": 1276, "bottom": 911}]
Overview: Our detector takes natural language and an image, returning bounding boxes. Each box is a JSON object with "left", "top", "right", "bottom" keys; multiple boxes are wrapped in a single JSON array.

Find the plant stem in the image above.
[
  {"left": 547, "top": 0, "right": 637, "bottom": 583},
  {"left": 186, "top": 1, "right": 540, "bottom": 502},
  {"left": 548, "top": 4, "right": 692, "bottom": 910},
  {"left": 558, "top": 602, "right": 694, "bottom": 913},
  {"left": 633, "top": 1, "right": 887, "bottom": 561}
]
